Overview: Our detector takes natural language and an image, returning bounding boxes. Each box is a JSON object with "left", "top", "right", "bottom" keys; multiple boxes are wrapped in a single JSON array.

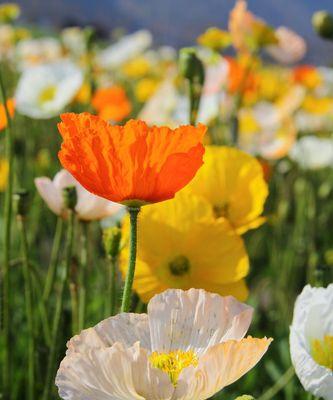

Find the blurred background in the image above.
[{"left": 12, "top": 0, "right": 333, "bottom": 64}]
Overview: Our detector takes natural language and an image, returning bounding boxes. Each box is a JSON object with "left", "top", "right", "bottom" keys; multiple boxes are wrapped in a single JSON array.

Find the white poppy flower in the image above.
[
  {"left": 290, "top": 285, "right": 333, "bottom": 400},
  {"left": 266, "top": 27, "right": 306, "bottom": 65},
  {"left": 15, "top": 37, "right": 63, "bottom": 70},
  {"left": 15, "top": 60, "right": 83, "bottom": 119},
  {"left": 35, "top": 169, "right": 123, "bottom": 221},
  {"left": 96, "top": 30, "right": 152, "bottom": 70},
  {"left": 56, "top": 288, "right": 272, "bottom": 400},
  {"left": 289, "top": 136, "right": 333, "bottom": 170}
]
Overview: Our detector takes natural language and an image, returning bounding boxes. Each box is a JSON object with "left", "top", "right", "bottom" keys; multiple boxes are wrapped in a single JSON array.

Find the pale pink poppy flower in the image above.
[
  {"left": 35, "top": 169, "right": 123, "bottom": 221},
  {"left": 266, "top": 27, "right": 307, "bottom": 65},
  {"left": 56, "top": 288, "right": 272, "bottom": 399}
]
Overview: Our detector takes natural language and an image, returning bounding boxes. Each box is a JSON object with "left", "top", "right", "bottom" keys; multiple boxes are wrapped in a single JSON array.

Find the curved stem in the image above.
[
  {"left": 43, "top": 217, "right": 64, "bottom": 302},
  {"left": 121, "top": 207, "right": 140, "bottom": 312},
  {"left": 42, "top": 210, "right": 75, "bottom": 400},
  {"left": 17, "top": 216, "right": 35, "bottom": 400},
  {"left": 78, "top": 221, "right": 89, "bottom": 331},
  {"left": 0, "top": 67, "right": 14, "bottom": 400},
  {"left": 257, "top": 366, "right": 294, "bottom": 400}
]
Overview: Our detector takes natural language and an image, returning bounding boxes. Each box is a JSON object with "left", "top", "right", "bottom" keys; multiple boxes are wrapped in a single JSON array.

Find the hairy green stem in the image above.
[
  {"left": 121, "top": 207, "right": 140, "bottom": 312},
  {"left": 0, "top": 67, "right": 14, "bottom": 400},
  {"left": 43, "top": 217, "right": 64, "bottom": 302},
  {"left": 257, "top": 366, "right": 295, "bottom": 400},
  {"left": 17, "top": 216, "right": 35, "bottom": 400},
  {"left": 42, "top": 210, "right": 75, "bottom": 400},
  {"left": 78, "top": 221, "right": 89, "bottom": 331}
]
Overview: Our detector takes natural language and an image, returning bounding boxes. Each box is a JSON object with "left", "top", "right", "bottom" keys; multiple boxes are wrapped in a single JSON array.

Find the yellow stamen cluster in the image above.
[
  {"left": 39, "top": 85, "right": 57, "bottom": 104},
  {"left": 311, "top": 335, "right": 333, "bottom": 370},
  {"left": 150, "top": 350, "right": 198, "bottom": 386}
]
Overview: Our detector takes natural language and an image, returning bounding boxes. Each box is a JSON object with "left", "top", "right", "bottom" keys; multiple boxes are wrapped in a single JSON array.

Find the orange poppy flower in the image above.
[
  {"left": 292, "top": 65, "right": 322, "bottom": 89},
  {"left": 58, "top": 113, "right": 206, "bottom": 205},
  {"left": 226, "top": 57, "right": 257, "bottom": 94},
  {"left": 0, "top": 99, "right": 15, "bottom": 131},
  {"left": 92, "top": 85, "right": 132, "bottom": 122}
]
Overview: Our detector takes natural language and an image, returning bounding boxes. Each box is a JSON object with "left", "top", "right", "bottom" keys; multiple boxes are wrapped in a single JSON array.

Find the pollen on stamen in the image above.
[{"left": 149, "top": 349, "right": 198, "bottom": 386}]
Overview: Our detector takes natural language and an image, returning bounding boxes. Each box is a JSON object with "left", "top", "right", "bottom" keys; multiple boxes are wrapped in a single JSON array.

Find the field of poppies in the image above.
[{"left": 0, "top": 1, "right": 333, "bottom": 399}]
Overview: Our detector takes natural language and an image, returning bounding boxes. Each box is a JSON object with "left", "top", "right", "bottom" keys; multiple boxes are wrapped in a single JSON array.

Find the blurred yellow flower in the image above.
[
  {"left": 184, "top": 146, "right": 268, "bottom": 234},
  {"left": 239, "top": 110, "right": 260, "bottom": 134},
  {"left": 0, "top": 3, "right": 20, "bottom": 23},
  {"left": 122, "top": 56, "right": 151, "bottom": 78},
  {"left": 120, "top": 192, "right": 249, "bottom": 302},
  {"left": 0, "top": 158, "right": 9, "bottom": 192},
  {"left": 258, "top": 69, "right": 289, "bottom": 101},
  {"left": 74, "top": 81, "right": 92, "bottom": 104},
  {"left": 135, "top": 78, "right": 159, "bottom": 102},
  {"left": 302, "top": 96, "right": 333, "bottom": 115},
  {"left": 197, "top": 27, "right": 231, "bottom": 51}
]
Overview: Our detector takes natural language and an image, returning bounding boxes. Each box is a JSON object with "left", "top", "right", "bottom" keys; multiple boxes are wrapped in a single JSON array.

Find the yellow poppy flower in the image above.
[
  {"left": 0, "top": 158, "right": 9, "bottom": 192},
  {"left": 184, "top": 146, "right": 268, "bottom": 234},
  {"left": 120, "top": 192, "right": 249, "bottom": 303},
  {"left": 197, "top": 27, "right": 231, "bottom": 51},
  {"left": 122, "top": 56, "right": 151, "bottom": 78},
  {"left": 302, "top": 96, "right": 333, "bottom": 115},
  {"left": 135, "top": 78, "right": 159, "bottom": 102}
]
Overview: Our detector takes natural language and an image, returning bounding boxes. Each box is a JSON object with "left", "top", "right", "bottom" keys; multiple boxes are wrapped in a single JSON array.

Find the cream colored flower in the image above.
[
  {"left": 96, "top": 30, "right": 152, "bottom": 70},
  {"left": 15, "top": 37, "right": 63, "bottom": 70},
  {"left": 56, "top": 288, "right": 272, "bottom": 399},
  {"left": 15, "top": 60, "right": 83, "bottom": 119},
  {"left": 290, "top": 285, "right": 333, "bottom": 400},
  {"left": 289, "top": 136, "right": 333, "bottom": 170},
  {"left": 35, "top": 169, "right": 122, "bottom": 221},
  {"left": 266, "top": 27, "right": 306, "bottom": 65}
]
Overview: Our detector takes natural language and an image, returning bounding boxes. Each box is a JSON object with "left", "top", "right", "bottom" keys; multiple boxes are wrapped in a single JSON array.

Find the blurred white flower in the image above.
[
  {"left": 96, "top": 30, "right": 152, "bottom": 70},
  {"left": 15, "top": 60, "right": 83, "bottom": 119},
  {"left": 203, "top": 56, "right": 229, "bottom": 95},
  {"left": 56, "top": 288, "right": 271, "bottom": 399},
  {"left": 61, "top": 27, "right": 87, "bottom": 58},
  {"left": 290, "top": 285, "right": 333, "bottom": 400},
  {"left": 266, "top": 27, "right": 306, "bottom": 65},
  {"left": 16, "top": 37, "right": 63, "bottom": 70},
  {"left": 35, "top": 169, "right": 122, "bottom": 221},
  {"left": 289, "top": 136, "right": 333, "bottom": 169}
]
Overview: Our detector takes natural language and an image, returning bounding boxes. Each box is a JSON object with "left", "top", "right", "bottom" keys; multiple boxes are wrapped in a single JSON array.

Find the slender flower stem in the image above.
[
  {"left": 43, "top": 217, "right": 64, "bottom": 302},
  {"left": 17, "top": 215, "right": 35, "bottom": 400},
  {"left": 78, "top": 221, "right": 89, "bottom": 331},
  {"left": 0, "top": 67, "right": 14, "bottom": 400},
  {"left": 106, "top": 255, "right": 118, "bottom": 317},
  {"left": 257, "top": 366, "right": 294, "bottom": 400},
  {"left": 121, "top": 206, "right": 140, "bottom": 312},
  {"left": 42, "top": 210, "right": 75, "bottom": 400}
]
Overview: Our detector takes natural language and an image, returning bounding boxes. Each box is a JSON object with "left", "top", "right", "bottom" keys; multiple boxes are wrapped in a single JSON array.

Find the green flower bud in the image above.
[
  {"left": 62, "top": 186, "right": 77, "bottom": 211},
  {"left": 312, "top": 11, "right": 333, "bottom": 40},
  {"left": 234, "top": 396, "right": 255, "bottom": 400},
  {"left": 13, "top": 189, "right": 30, "bottom": 217},
  {"left": 103, "top": 226, "right": 122, "bottom": 259},
  {"left": 178, "top": 47, "right": 205, "bottom": 85}
]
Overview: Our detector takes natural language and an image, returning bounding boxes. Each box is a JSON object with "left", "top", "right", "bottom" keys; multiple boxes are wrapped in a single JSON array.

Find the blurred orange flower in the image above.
[
  {"left": 293, "top": 65, "right": 322, "bottom": 89},
  {"left": 92, "top": 86, "right": 132, "bottom": 122},
  {"left": 226, "top": 57, "right": 257, "bottom": 94},
  {"left": 0, "top": 98, "right": 15, "bottom": 131},
  {"left": 58, "top": 113, "right": 206, "bottom": 205}
]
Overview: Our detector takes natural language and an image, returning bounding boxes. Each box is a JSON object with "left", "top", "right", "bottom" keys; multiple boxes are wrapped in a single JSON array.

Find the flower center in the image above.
[
  {"left": 311, "top": 335, "right": 333, "bottom": 370},
  {"left": 149, "top": 350, "right": 198, "bottom": 386},
  {"left": 213, "top": 203, "right": 229, "bottom": 218},
  {"left": 169, "top": 255, "right": 190, "bottom": 276},
  {"left": 38, "top": 85, "right": 57, "bottom": 104}
]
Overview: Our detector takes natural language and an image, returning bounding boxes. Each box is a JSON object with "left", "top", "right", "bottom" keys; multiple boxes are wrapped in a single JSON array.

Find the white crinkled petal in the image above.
[
  {"left": 148, "top": 288, "right": 253, "bottom": 355},
  {"left": 290, "top": 284, "right": 333, "bottom": 399},
  {"left": 56, "top": 342, "right": 174, "bottom": 400},
  {"left": 67, "top": 313, "right": 151, "bottom": 356},
  {"left": 34, "top": 177, "right": 63, "bottom": 216}
]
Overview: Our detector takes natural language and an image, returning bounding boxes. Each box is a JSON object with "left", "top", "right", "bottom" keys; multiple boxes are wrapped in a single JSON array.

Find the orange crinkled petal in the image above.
[{"left": 58, "top": 112, "right": 206, "bottom": 204}]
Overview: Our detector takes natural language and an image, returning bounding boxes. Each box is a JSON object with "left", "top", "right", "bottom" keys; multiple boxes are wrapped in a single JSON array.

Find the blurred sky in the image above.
[{"left": 12, "top": 0, "right": 333, "bottom": 64}]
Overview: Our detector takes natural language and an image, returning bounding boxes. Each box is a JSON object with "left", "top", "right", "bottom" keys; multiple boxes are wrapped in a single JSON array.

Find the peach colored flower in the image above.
[
  {"left": 56, "top": 288, "right": 272, "bottom": 399},
  {"left": 35, "top": 169, "right": 122, "bottom": 221}
]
